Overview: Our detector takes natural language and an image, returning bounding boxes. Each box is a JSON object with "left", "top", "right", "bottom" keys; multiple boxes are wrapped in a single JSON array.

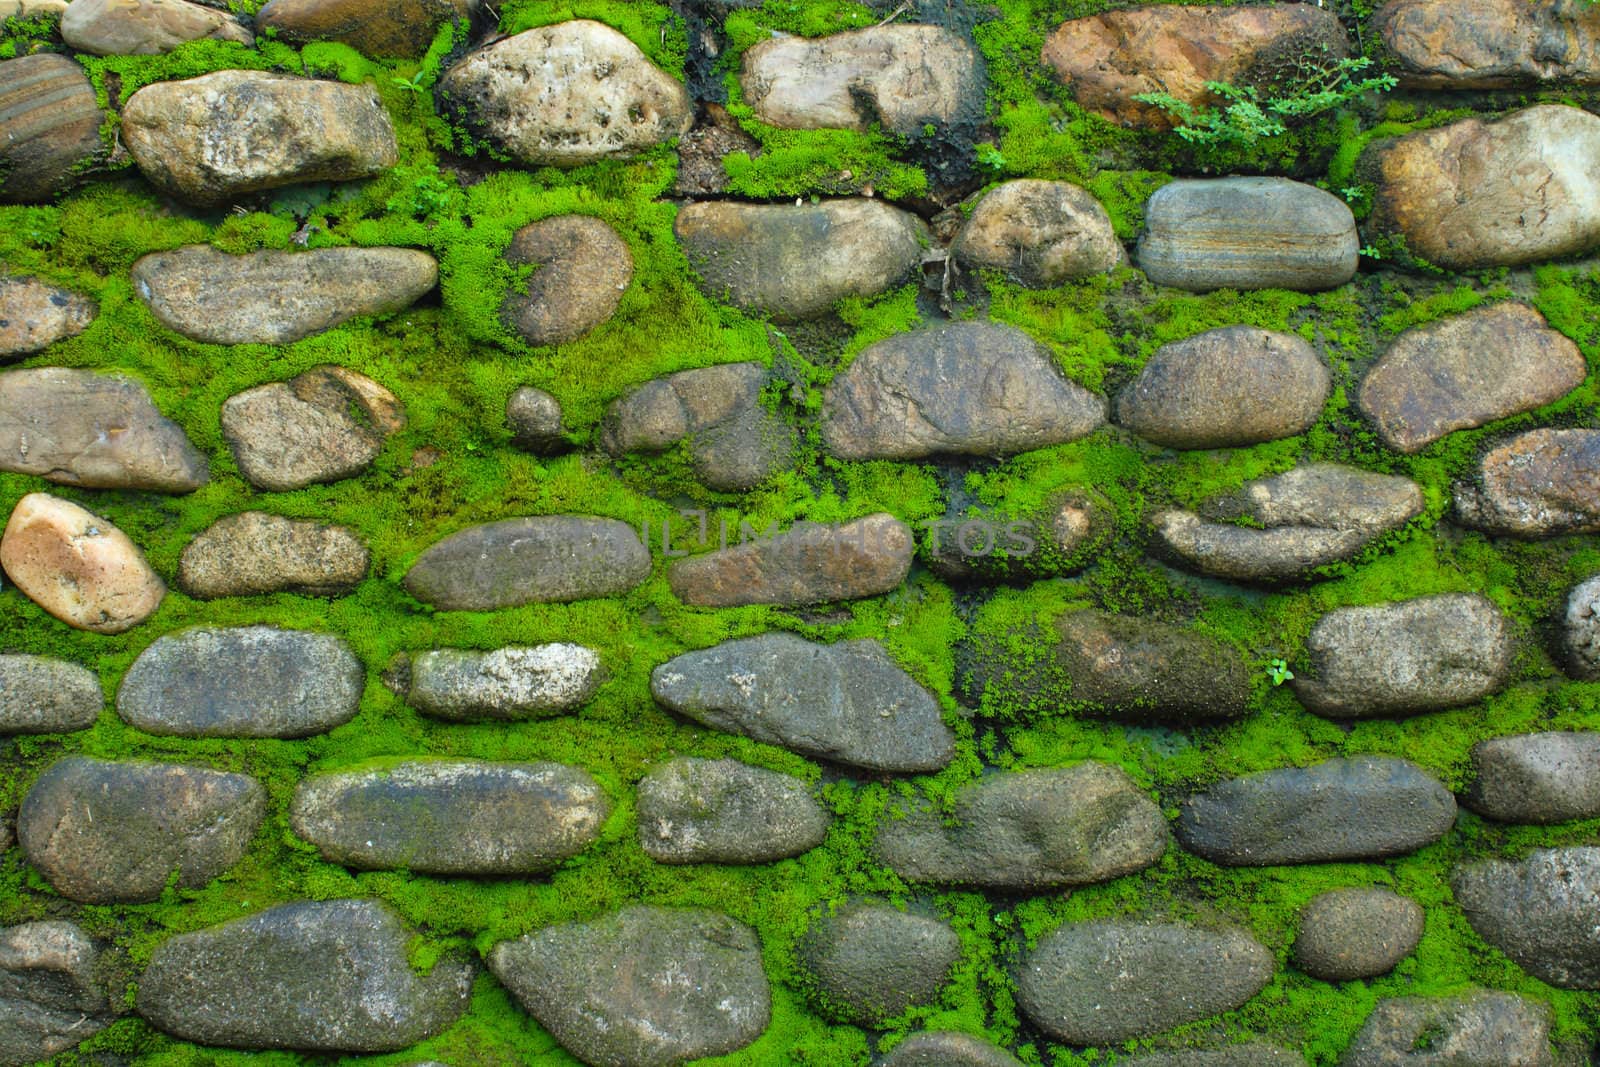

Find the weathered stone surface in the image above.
[
  {"left": 0, "top": 0, "right": 68, "bottom": 18},
  {"left": 1154, "top": 464, "right": 1424, "bottom": 583},
  {"left": 1340, "top": 992, "right": 1553, "bottom": 1067},
  {"left": 875, "top": 763, "right": 1168, "bottom": 888},
  {"left": 123, "top": 70, "right": 397, "bottom": 206},
  {"left": 0, "top": 921, "right": 112, "bottom": 1067},
  {"left": 0, "top": 55, "right": 104, "bottom": 204},
  {"left": 1014, "top": 920, "right": 1273, "bottom": 1045},
  {"left": 1119, "top": 1045, "right": 1308, "bottom": 1067},
  {"left": 1291, "top": 594, "right": 1513, "bottom": 718},
  {"left": 502, "top": 215, "right": 632, "bottom": 346},
  {"left": 1467, "top": 732, "right": 1600, "bottom": 823},
  {"left": 1294, "top": 889, "right": 1424, "bottom": 981},
  {"left": 291, "top": 760, "right": 609, "bottom": 874},
  {"left": 178, "top": 512, "right": 368, "bottom": 598},
  {"left": 257, "top": 0, "right": 471, "bottom": 58},
  {"left": 61, "top": 0, "right": 250, "bottom": 55},
  {"left": 925, "top": 490, "right": 1112, "bottom": 582},
  {"left": 488, "top": 907, "right": 770, "bottom": 1067},
  {"left": 1564, "top": 576, "right": 1600, "bottom": 680},
  {"left": 0, "top": 275, "right": 93, "bottom": 360},
  {"left": 601, "top": 362, "right": 794, "bottom": 491},
  {"left": 0, "top": 367, "right": 208, "bottom": 492},
  {"left": 651, "top": 633, "right": 952, "bottom": 772},
  {"left": 1043, "top": 4, "right": 1350, "bottom": 129},
  {"left": 801, "top": 904, "right": 959, "bottom": 1025},
  {"left": 221, "top": 365, "right": 406, "bottom": 491},
  {"left": 952, "top": 180, "right": 1122, "bottom": 286},
  {"left": 404, "top": 516, "right": 650, "bottom": 610},
  {"left": 19, "top": 756, "right": 265, "bottom": 903},
  {"left": 668, "top": 513, "right": 912, "bottom": 607},
  {"left": 1177, "top": 757, "right": 1457, "bottom": 865},
  {"left": 1454, "top": 429, "right": 1600, "bottom": 537},
  {"left": 117, "top": 625, "right": 363, "bottom": 738},
  {"left": 1359, "top": 304, "right": 1585, "bottom": 453},
  {"left": 1115, "top": 326, "right": 1330, "bottom": 449},
  {"left": 506, "top": 386, "right": 565, "bottom": 453},
  {"left": 637, "top": 757, "right": 829, "bottom": 864},
  {"left": 1137, "top": 178, "right": 1359, "bottom": 292},
  {"left": 134, "top": 245, "right": 437, "bottom": 345},
  {"left": 2, "top": 493, "right": 164, "bottom": 634},
  {"left": 136, "top": 900, "right": 473, "bottom": 1052},
  {"left": 440, "top": 21, "right": 692, "bottom": 168},
  {"left": 881, "top": 1032, "right": 1024, "bottom": 1067},
  {"left": 0, "top": 654, "right": 101, "bottom": 735},
  {"left": 821, "top": 321, "right": 1105, "bottom": 461},
  {"left": 1366, "top": 105, "right": 1600, "bottom": 270},
  {"left": 740, "top": 24, "right": 982, "bottom": 136},
  {"left": 404, "top": 645, "right": 603, "bottom": 721},
  {"left": 674, "top": 199, "right": 927, "bottom": 320},
  {"left": 1454, "top": 847, "right": 1600, "bottom": 988},
  {"left": 1376, "top": 0, "right": 1600, "bottom": 89}
]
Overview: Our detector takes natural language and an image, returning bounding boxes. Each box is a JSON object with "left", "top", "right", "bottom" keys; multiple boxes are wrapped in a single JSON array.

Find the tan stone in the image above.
[
  {"left": 0, "top": 54, "right": 105, "bottom": 204},
  {"left": 0, "top": 0, "right": 69, "bottom": 17},
  {"left": 1376, "top": 0, "right": 1600, "bottom": 88},
  {"left": 1455, "top": 429, "right": 1600, "bottom": 537},
  {"left": 0, "top": 275, "right": 94, "bottom": 360},
  {"left": 221, "top": 366, "right": 405, "bottom": 491},
  {"left": 952, "top": 179, "right": 1122, "bottom": 287},
  {"left": 0, "top": 493, "right": 164, "bottom": 634},
  {"left": 502, "top": 216, "right": 632, "bottom": 346},
  {"left": 61, "top": 0, "right": 251, "bottom": 56},
  {"left": 257, "top": 0, "right": 472, "bottom": 58}
]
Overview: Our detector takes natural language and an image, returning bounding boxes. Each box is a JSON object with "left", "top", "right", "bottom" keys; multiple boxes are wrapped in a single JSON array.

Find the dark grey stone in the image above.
[
  {"left": 801, "top": 904, "right": 959, "bottom": 1025},
  {"left": 1119, "top": 1046, "right": 1307, "bottom": 1067},
  {"left": 1561, "top": 576, "right": 1600, "bottom": 680},
  {"left": 1293, "top": 889, "right": 1424, "bottom": 981},
  {"left": 1466, "top": 732, "right": 1600, "bottom": 824},
  {"left": 0, "top": 921, "right": 112, "bottom": 1067},
  {"left": 667, "top": 513, "right": 912, "bottom": 607},
  {"left": 1453, "top": 847, "right": 1600, "bottom": 989},
  {"left": 0, "top": 654, "right": 101, "bottom": 735},
  {"left": 1339, "top": 992, "right": 1553, "bottom": 1066},
  {"left": 506, "top": 386, "right": 566, "bottom": 453},
  {"left": 924, "top": 490, "right": 1112, "bottom": 582},
  {"left": 636, "top": 758, "right": 830, "bottom": 864}
]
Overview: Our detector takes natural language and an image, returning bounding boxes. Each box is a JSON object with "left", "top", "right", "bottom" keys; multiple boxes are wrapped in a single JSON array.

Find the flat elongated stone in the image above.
[
  {"left": 0, "top": 275, "right": 94, "bottom": 360},
  {"left": 61, "top": 0, "right": 251, "bottom": 55},
  {"left": 1453, "top": 847, "right": 1600, "bottom": 989},
  {"left": 882, "top": 1033, "right": 1024, "bottom": 1067},
  {"left": 134, "top": 245, "right": 437, "bottom": 345},
  {"left": 1467, "top": 732, "right": 1600, "bottom": 823},
  {"left": 2, "top": 493, "right": 165, "bottom": 634},
  {"left": 19, "top": 757, "right": 265, "bottom": 903},
  {"left": 404, "top": 516, "right": 651, "bottom": 610},
  {"left": 0, "top": 654, "right": 101, "bottom": 735},
  {"left": 221, "top": 366, "right": 406, "bottom": 490},
  {"left": 801, "top": 904, "right": 959, "bottom": 1025},
  {"left": 875, "top": 763, "right": 1167, "bottom": 888},
  {"left": 668, "top": 513, "right": 912, "bottom": 607},
  {"left": 0, "top": 921, "right": 113, "bottom": 1066},
  {"left": 405, "top": 645, "right": 603, "bottom": 721},
  {"left": 0, "top": 55, "right": 104, "bottom": 204},
  {"left": 952, "top": 180, "right": 1123, "bottom": 286},
  {"left": 652, "top": 633, "right": 953, "bottom": 772},
  {"left": 257, "top": 0, "right": 472, "bottom": 58},
  {"left": 1177, "top": 757, "right": 1457, "bottom": 865},
  {"left": 1120, "top": 1046, "right": 1307, "bottom": 1067},
  {"left": 291, "top": 760, "right": 609, "bottom": 874},
  {"left": 117, "top": 625, "right": 363, "bottom": 738},
  {"left": 1376, "top": 0, "right": 1600, "bottom": 89},
  {"left": 1454, "top": 429, "right": 1600, "bottom": 536},
  {"left": 1341, "top": 993, "right": 1553, "bottom": 1067},
  {"left": 636, "top": 758, "right": 830, "bottom": 864},
  {"left": 178, "top": 512, "right": 369, "bottom": 598},
  {"left": 0, "top": 367, "right": 208, "bottom": 492}
]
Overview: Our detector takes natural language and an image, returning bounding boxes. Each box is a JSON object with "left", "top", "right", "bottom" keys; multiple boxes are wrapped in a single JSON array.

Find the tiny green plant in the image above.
[
  {"left": 974, "top": 142, "right": 1007, "bottom": 175},
  {"left": 391, "top": 70, "right": 429, "bottom": 95},
  {"left": 1267, "top": 658, "right": 1295, "bottom": 686}
]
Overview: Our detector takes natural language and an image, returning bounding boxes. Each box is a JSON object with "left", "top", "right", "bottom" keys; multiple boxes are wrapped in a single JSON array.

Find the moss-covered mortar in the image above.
[{"left": 3, "top": 0, "right": 1600, "bottom": 1062}]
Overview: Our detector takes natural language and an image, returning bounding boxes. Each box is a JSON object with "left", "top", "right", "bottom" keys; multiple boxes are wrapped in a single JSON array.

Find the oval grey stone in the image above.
[
  {"left": 405, "top": 644, "right": 603, "bottom": 721},
  {"left": 404, "top": 516, "right": 651, "bottom": 610},
  {"left": 0, "top": 654, "right": 101, "bottom": 735},
  {"left": 1466, "top": 732, "right": 1600, "bottom": 823},
  {"left": 117, "top": 625, "right": 364, "bottom": 738},
  {"left": 0, "top": 921, "right": 113, "bottom": 1066},
  {"left": 638, "top": 758, "right": 829, "bottom": 865},
  {"left": 178, "top": 511, "right": 369, "bottom": 598},
  {"left": 1453, "top": 846, "right": 1600, "bottom": 989},
  {"left": 61, "top": 0, "right": 251, "bottom": 55},
  {"left": 801, "top": 904, "right": 959, "bottom": 1025},
  {"left": 507, "top": 386, "right": 565, "bottom": 453},
  {"left": 1118, "top": 1045, "right": 1308, "bottom": 1067},
  {"left": 1340, "top": 992, "right": 1553, "bottom": 1066},
  {"left": 1562, "top": 575, "right": 1600, "bottom": 680},
  {"left": 667, "top": 513, "right": 913, "bottom": 608},
  {"left": 881, "top": 1032, "right": 1023, "bottom": 1067},
  {"left": 1293, "top": 888, "right": 1423, "bottom": 981}
]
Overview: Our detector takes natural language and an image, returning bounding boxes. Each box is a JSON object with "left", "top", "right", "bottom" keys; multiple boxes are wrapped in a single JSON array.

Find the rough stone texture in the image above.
[
  {"left": 1043, "top": 4, "right": 1351, "bottom": 129},
  {"left": 0, "top": 654, "right": 101, "bottom": 735},
  {"left": 178, "top": 512, "right": 368, "bottom": 599},
  {"left": 221, "top": 365, "right": 406, "bottom": 491},
  {"left": 488, "top": 907, "right": 770, "bottom": 1067},
  {"left": 1376, "top": 0, "right": 1600, "bottom": 89},
  {"left": 674, "top": 199, "right": 928, "bottom": 320},
  {"left": 673, "top": 106, "right": 762, "bottom": 198},
  {"left": 1293, "top": 889, "right": 1424, "bottom": 981},
  {"left": 1291, "top": 594, "right": 1513, "bottom": 718},
  {"left": 881, "top": 1032, "right": 1024, "bottom": 1067},
  {"left": 506, "top": 386, "right": 566, "bottom": 453},
  {"left": 0, "top": 921, "right": 112, "bottom": 1067},
  {"left": 1366, "top": 105, "right": 1600, "bottom": 270},
  {"left": 875, "top": 763, "right": 1167, "bottom": 888},
  {"left": 821, "top": 321, "right": 1105, "bottom": 461},
  {"left": 0, "top": 275, "right": 94, "bottom": 360},
  {"left": 290, "top": 760, "right": 609, "bottom": 874},
  {"left": 1454, "top": 847, "right": 1600, "bottom": 989},
  {"left": 668, "top": 513, "right": 913, "bottom": 607},
  {"left": 636, "top": 757, "right": 830, "bottom": 864},
  {"left": 0, "top": 367, "right": 208, "bottom": 492},
  {"left": 122, "top": 70, "right": 398, "bottom": 206},
  {"left": 257, "top": 0, "right": 472, "bottom": 58},
  {"left": 117, "top": 625, "right": 364, "bottom": 738},
  {"left": 19, "top": 756, "right": 265, "bottom": 903},
  {"left": 601, "top": 362, "right": 794, "bottom": 491},
  {"left": 1359, "top": 303, "right": 1585, "bottom": 453},
  {"left": 651, "top": 633, "right": 953, "bottom": 772},
  {"left": 1340, "top": 992, "right": 1553, "bottom": 1066},
  {"left": 0, "top": 0, "right": 68, "bottom": 19},
  {"left": 1564, "top": 576, "right": 1600, "bottom": 680},
  {"left": 1119, "top": 1046, "right": 1308, "bottom": 1067},
  {"left": 1466, "top": 732, "right": 1600, "bottom": 823},
  {"left": 925, "top": 490, "right": 1112, "bottom": 582},
  {"left": 405, "top": 645, "right": 603, "bottom": 721},
  {"left": 1, "top": 493, "right": 165, "bottom": 634},
  {"left": 1155, "top": 463, "right": 1424, "bottom": 583},
  {"left": 134, "top": 245, "right": 437, "bottom": 345},
  {"left": 502, "top": 215, "right": 632, "bottom": 347},
  {"left": 1177, "top": 757, "right": 1457, "bottom": 865},
  {"left": 740, "top": 24, "right": 982, "bottom": 137},
  {"left": 801, "top": 904, "right": 959, "bottom": 1025},
  {"left": 61, "top": 0, "right": 251, "bottom": 55},
  {"left": 136, "top": 899, "right": 473, "bottom": 1052},
  {"left": 1115, "top": 326, "right": 1331, "bottom": 449},
  {"left": 0, "top": 55, "right": 104, "bottom": 204},
  {"left": 1454, "top": 429, "right": 1600, "bottom": 537},
  {"left": 403, "top": 516, "right": 651, "bottom": 610},
  {"left": 1137, "top": 178, "right": 1359, "bottom": 292},
  {"left": 439, "top": 21, "right": 693, "bottom": 168},
  {"left": 952, "top": 180, "right": 1122, "bottom": 287},
  {"left": 1014, "top": 920, "right": 1273, "bottom": 1045}
]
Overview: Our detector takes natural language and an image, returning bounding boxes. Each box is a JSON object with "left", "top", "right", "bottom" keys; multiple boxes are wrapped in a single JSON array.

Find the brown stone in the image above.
[
  {"left": 0, "top": 275, "right": 94, "bottom": 360},
  {"left": 61, "top": 0, "right": 251, "bottom": 56},
  {"left": 221, "top": 366, "right": 405, "bottom": 491},
  {"left": 178, "top": 512, "right": 369, "bottom": 598},
  {"left": 0, "top": 493, "right": 164, "bottom": 634},
  {"left": 257, "top": 0, "right": 472, "bottom": 58},
  {"left": 952, "top": 180, "right": 1122, "bottom": 287},
  {"left": 669, "top": 513, "right": 912, "bottom": 607},
  {"left": 1376, "top": 0, "right": 1600, "bottom": 88},
  {"left": 673, "top": 108, "right": 762, "bottom": 198},
  {"left": 0, "top": 54, "right": 105, "bottom": 204},
  {"left": 502, "top": 216, "right": 632, "bottom": 346},
  {"left": 1455, "top": 429, "right": 1600, "bottom": 537}
]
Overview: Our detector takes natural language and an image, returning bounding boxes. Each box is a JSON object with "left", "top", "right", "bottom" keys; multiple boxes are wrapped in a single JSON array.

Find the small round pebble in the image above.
[{"left": 1294, "top": 888, "right": 1423, "bottom": 981}]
